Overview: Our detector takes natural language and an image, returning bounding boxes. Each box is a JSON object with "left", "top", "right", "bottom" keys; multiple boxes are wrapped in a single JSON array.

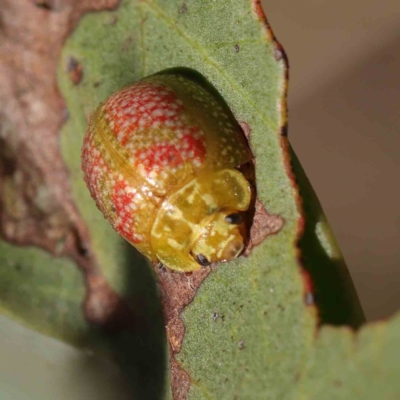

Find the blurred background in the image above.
[{"left": 264, "top": 0, "right": 400, "bottom": 320}]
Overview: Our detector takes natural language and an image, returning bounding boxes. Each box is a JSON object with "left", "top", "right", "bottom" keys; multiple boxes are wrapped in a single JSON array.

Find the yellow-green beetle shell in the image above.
[{"left": 82, "top": 73, "right": 252, "bottom": 272}]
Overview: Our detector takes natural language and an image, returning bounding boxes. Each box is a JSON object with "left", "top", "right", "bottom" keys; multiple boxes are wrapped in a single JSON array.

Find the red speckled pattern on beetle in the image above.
[
  {"left": 82, "top": 74, "right": 252, "bottom": 271},
  {"left": 105, "top": 82, "right": 206, "bottom": 172},
  {"left": 82, "top": 78, "right": 211, "bottom": 257}
]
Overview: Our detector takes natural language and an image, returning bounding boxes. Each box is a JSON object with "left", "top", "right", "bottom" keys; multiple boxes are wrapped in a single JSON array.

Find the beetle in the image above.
[{"left": 82, "top": 73, "right": 252, "bottom": 272}]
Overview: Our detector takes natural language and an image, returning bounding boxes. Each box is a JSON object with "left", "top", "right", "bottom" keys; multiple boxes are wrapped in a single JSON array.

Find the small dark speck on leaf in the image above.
[
  {"left": 34, "top": 0, "right": 64, "bottom": 11},
  {"left": 212, "top": 312, "right": 219, "bottom": 321},
  {"left": 180, "top": 3, "right": 187, "bottom": 13},
  {"left": 77, "top": 240, "right": 89, "bottom": 257},
  {"left": 34, "top": 1, "right": 52, "bottom": 10},
  {"left": 333, "top": 379, "right": 343, "bottom": 387},
  {"left": 156, "top": 261, "right": 163, "bottom": 269},
  {"left": 66, "top": 57, "right": 78, "bottom": 71},
  {"left": 110, "top": 15, "right": 118, "bottom": 25},
  {"left": 281, "top": 123, "right": 288, "bottom": 137},
  {"left": 66, "top": 57, "right": 83, "bottom": 85},
  {"left": 234, "top": 44, "right": 240, "bottom": 52},
  {"left": 238, "top": 340, "right": 245, "bottom": 350},
  {"left": 93, "top": 81, "right": 101, "bottom": 88}
]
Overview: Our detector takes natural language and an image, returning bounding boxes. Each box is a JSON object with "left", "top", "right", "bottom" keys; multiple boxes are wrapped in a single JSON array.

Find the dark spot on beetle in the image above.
[
  {"left": 180, "top": 3, "right": 187, "bottom": 13},
  {"left": 274, "top": 47, "right": 283, "bottom": 61},
  {"left": 238, "top": 340, "right": 245, "bottom": 350},
  {"left": 212, "top": 312, "right": 219, "bottom": 321},
  {"left": 234, "top": 44, "right": 240, "bottom": 52},
  {"left": 66, "top": 57, "right": 83, "bottom": 85},
  {"left": 225, "top": 213, "right": 243, "bottom": 225},
  {"left": 167, "top": 154, "right": 178, "bottom": 163},
  {"left": 195, "top": 253, "right": 211, "bottom": 267},
  {"left": 93, "top": 81, "right": 101, "bottom": 88}
]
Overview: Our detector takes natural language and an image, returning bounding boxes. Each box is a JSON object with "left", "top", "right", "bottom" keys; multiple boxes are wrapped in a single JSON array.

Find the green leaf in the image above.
[
  {"left": 0, "top": 242, "right": 87, "bottom": 343},
  {"left": 0, "top": 239, "right": 167, "bottom": 398},
  {"left": 298, "top": 315, "right": 400, "bottom": 399},
  {"left": 1, "top": 0, "right": 398, "bottom": 399}
]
